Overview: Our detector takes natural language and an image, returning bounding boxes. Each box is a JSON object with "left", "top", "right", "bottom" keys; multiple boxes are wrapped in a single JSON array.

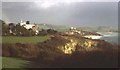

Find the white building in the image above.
[
  {"left": 20, "top": 20, "right": 39, "bottom": 35},
  {"left": 20, "top": 20, "right": 26, "bottom": 26},
  {"left": 23, "top": 24, "right": 35, "bottom": 30}
]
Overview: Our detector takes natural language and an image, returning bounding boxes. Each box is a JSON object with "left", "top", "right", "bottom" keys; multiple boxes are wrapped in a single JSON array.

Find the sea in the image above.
[{"left": 97, "top": 32, "right": 119, "bottom": 45}]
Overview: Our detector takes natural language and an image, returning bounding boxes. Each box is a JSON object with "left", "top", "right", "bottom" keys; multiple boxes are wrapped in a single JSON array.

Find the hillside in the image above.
[
  {"left": 77, "top": 26, "right": 118, "bottom": 32},
  {"left": 37, "top": 23, "right": 118, "bottom": 32}
]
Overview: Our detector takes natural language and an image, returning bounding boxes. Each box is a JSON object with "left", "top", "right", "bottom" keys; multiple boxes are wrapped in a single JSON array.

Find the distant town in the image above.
[{"left": 1, "top": 19, "right": 107, "bottom": 39}]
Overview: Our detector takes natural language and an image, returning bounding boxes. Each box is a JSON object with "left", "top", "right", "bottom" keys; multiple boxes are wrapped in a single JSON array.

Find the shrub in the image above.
[{"left": 2, "top": 43, "right": 40, "bottom": 59}]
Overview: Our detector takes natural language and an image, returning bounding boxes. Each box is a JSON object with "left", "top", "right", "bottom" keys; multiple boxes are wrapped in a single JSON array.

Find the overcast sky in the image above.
[{"left": 2, "top": 0, "right": 119, "bottom": 27}]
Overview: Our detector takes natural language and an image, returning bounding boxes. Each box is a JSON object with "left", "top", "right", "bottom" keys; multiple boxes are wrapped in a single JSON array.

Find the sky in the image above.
[{"left": 1, "top": 0, "right": 119, "bottom": 27}]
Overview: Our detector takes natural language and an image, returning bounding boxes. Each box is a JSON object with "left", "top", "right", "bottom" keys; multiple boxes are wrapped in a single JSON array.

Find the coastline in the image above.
[
  {"left": 98, "top": 32, "right": 119, "bottom": 45},
  {"left": 83, "top": 35, "right": 103, "bottom": 39},
  {"left": 83, "top": 32, "right": 119, "bottom": 45}
]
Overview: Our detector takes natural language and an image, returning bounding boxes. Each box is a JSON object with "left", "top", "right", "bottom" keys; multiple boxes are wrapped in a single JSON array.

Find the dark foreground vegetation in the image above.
[{"left": 2, "top": 36, "right": 119, "bottom": 68}]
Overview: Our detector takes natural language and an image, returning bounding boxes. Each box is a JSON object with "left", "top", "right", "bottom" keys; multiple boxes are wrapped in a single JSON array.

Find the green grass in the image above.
[
  {"left": 2, "top": 36, "right": 51, "bottom": 44},
  {"left": 0, "top": 57, "right": 2, "bottom": 69},
  {"left": 2, "top": 57, "right": 31, "bottom": 68}
]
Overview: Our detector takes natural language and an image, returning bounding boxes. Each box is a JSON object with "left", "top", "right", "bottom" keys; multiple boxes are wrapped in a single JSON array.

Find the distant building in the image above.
[
  {"left": 65, "top": 27, "right": 81, "bottom": 35},
  {"left": 20, "top": 20, "right": 26, "bottom": 26},
  {"left": 20, "top": 20, "right": 39, "bottom": 35}
]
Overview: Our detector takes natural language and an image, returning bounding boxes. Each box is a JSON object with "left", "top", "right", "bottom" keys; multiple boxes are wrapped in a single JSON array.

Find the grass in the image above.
[
  {"left": 2, "top": 36, "right": 51, "bottom": 68},
  {"left": 0, "top": 57, "right": 1, "bottom": 69},
  {"left": 2, "top": 36, "right": 51, "bottom": 44},
  {"left": 2, "top": 57, "right": 31, "bottom": 68}
]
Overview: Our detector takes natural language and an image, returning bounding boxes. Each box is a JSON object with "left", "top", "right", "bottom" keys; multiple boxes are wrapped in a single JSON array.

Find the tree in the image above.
[
  {"left": 28, "top": 29, "right": 35, "bottom": 36},
  {"left": 47, "top": 29, "right": 58, "bottom": 34},
  {"left": 1, "top": 20, "right": 9, "bottom": 35},
  {"left": 38, "top": 29, "right": 48, "bottom": 36},
  {"left": 9, "top": 23, "right": 15, "bottom": 27},
  {"left": 26, "top": 21, "right": 30, "bottom": 24},
  {"left": 8, "top": 23, "right": 16, "bottom": 34}
]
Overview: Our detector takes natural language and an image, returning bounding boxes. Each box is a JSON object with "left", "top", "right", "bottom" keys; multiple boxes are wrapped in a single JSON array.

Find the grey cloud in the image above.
[
  {"left": 2, "top": 2, "right": 118, "bottom": 27},
  {"left": 2, "top": 0, "right": 120, "bottom": 2}
]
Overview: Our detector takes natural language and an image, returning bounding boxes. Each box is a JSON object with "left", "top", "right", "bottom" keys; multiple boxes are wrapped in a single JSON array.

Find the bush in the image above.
[
  {"left": 2, "top": 43, "right": 40, "bottom": 59},
  {"left": 38, "top": 29, "right": 48, "bottom": 36}
]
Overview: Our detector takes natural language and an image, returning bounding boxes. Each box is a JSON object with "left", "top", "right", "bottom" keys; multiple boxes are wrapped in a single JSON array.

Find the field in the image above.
[{"left": 2, "top": 36, "right": 51, "bottom": 44}]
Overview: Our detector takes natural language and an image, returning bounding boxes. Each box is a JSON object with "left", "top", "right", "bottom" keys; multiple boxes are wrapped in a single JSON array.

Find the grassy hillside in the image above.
[
  {"left": 2, "top": 36, "right": 51, "bottom": 44},
  {"left": 2, "top": 57, "right": 31, "bottom": 68},
  {"left": 78, "top": 26, "right": 118, "bottom": 32}
]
